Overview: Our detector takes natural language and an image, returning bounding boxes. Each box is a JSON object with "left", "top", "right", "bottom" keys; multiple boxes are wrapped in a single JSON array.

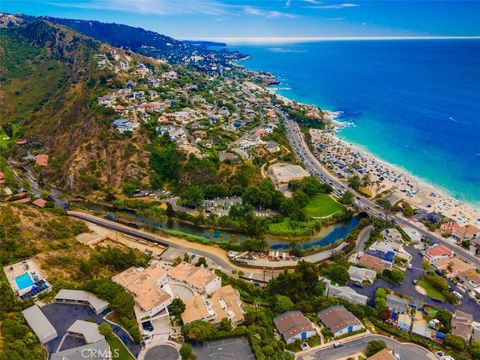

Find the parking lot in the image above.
[{"left": 192, "top": 337, "right": 255, "bottom": 360}]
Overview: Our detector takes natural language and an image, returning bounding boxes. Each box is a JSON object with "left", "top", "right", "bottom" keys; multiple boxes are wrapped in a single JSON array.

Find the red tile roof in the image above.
[{"left": 425, "top": 244, "right": 453, "bottom": 257}]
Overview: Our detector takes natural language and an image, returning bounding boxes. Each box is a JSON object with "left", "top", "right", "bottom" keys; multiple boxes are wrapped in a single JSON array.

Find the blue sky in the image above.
[{"left": 3, "top": 0, "right": 480, "bottom": 40}]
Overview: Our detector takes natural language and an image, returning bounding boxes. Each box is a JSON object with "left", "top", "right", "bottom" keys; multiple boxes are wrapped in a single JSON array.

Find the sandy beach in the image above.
[{"left": 309, "top": 125, "right": 480, "bottom": 227}]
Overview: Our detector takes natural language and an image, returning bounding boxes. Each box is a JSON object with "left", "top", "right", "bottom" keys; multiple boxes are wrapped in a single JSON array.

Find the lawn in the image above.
[
  {"left": 105, "top": 333, "right": 135, "bottom": 360},
  {"left": 304, "top": 194, "right": 345, "bottom": 218},
  {"left": 267, "top": 219, "right": 321, "bottom": 237},
  {"left": 417, "top": 278, "right": 446, "bottom": 300}
]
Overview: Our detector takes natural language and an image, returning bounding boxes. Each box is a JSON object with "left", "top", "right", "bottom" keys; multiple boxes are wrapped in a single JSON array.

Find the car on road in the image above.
[
  {"left": 412, "top": 279, "right": 417, "bottom": 285},
  {"left": 453, "top": 291, "right": 464, "bottom": 300},
  {"left": 333, "top": 342, "right": 343, "bottom": 348}
]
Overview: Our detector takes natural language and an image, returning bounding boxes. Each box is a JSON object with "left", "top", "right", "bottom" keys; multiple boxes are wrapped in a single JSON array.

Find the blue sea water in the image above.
[{"left": 233, "top": 40, "right": 480, "bottom": 207}]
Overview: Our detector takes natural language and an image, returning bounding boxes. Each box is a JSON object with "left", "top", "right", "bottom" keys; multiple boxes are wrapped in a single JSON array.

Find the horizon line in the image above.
[{"left": 190, "top": 36, "right": 480, "bottom": 44}]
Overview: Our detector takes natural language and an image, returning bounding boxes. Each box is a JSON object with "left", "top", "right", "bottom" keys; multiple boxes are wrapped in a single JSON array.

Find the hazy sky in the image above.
[{"left": 3, "top": 0, "right": 480, "bottom": 40}]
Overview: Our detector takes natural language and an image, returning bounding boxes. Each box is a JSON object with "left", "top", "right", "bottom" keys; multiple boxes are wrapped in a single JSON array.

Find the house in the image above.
[
  {"left": 54, "top": 289, "right": 109, "bottom": 315},
  {"left": 355, "top": 253, "right": 390, "bottom": 272},
  {"left": 424, "top": 244, "right": 454, "bottom": 262},
  {"left": 414, "top": 210, "right": 443, "bottom": 225},
  {"left": 35, "top": 154, "right": 49, "bottom": 167},
  {"left": 400, "top": 225, "right": 422, "bottom": 243},
  {"left": 382, "top": 228, "right": 403, "bottom": 244},
  {"left": 368, "top": 349, "right": 396, "bottom": 360},
  {"left": 458, "top": 269, "right": 480, "bottom": 292},
  {"left": 324, "top": 279, "right": 368, "bottom": 306},
  {"left": 348, "top": 266, "right": 377, "bottom": 284},
  {"left": 265, "top": 140, "right": 280, "bottom": 153},
  {"left": 67, "top": 320, "right": 104, "bottom": 344},
  {"left": 273, "top": 311, "right": 316, "bottom": 344},
  {"left": 112, "top": 264, "right": 173, "bottom": 318},
  {"left": 182, "top": 295, "right": 214, "bottom": 324},
  {"left": 167, "top": 262, "right": 221, "bottom": 295},
  {"left": 317, "top": 306, "right": 364, "bottom": 338},
  {"left": 182, "top": 285, "right": 244, "bottom": 326},
  {"left": 386, "top": 294, "right": 409, "bottom": 313},
  {"left": 22, "top": 305, "right": 58, "bottom": 344},
  {"left": 434, "top": 257, "right": 475, "bottom": 278},
  {"left": 32, "top": 198, "right": 47, "bottom": 208},
  {"left": 451, "top": 310, "right": 473, "bottom": 341},
  {"left": 452, "top": 224, "right": 480, "bottom": 241}
]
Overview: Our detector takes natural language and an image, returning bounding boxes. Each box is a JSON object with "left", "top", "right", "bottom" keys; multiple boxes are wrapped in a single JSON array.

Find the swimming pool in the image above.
[{"left": 15, "top": 272, "right": 34, "bottom": 290}]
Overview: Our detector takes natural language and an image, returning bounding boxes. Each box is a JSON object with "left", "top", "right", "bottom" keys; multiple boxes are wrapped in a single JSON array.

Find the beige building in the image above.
[
  {"left": 181, "top": 285, "right": 244, "bottom": 326},
  {"left": 267, "top": 163, "right": 309, "bottom": 184},
  {"left": 112, "top": 263, "right": 173, "bottom": 318},
  {"left": 167, "top": 262, "right": 221, "bottom": 295}
]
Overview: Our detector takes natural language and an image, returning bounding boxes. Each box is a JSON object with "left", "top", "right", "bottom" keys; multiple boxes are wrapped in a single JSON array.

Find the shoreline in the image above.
[
  {"left": 323, "top": 110, "right": 480, "bottom": 212},
  {"left": 261, "top": 84, "right": 480, "bottom": 226}
]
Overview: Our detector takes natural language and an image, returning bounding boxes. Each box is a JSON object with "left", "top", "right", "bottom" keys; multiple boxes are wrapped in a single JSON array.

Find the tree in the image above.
[
  {"left": 218, "top": 318, "right": 232, "bottom": 332},
  {"left": 274, "top": 295, "right": 294, "bottom": 314},
  {"left": 98, "top": 323, "right": 113, "bottom": 337},
  {"left": 376, "top": 199, "right": 392, "bottom": 222},
  {"left": 181, "top": 185, "right": 204, "bottom": 208},
  {"left": 182, "top": 320, "right": 216, "bottom": 342},
  {"left": 320, "top": 264, "right": 350, "bottom": 286},
  {"left": 195, "top": 257, "right": 207, "bottom": 267},
  {"left": 382, "top": 269, "right": 405, "bottom": 284},
  {"left": 436, "top": 309, "right": 452, "bottom": 333},
  {"left": 444, "top": 334, "right": 466, "bottom": 352},
  {"left": 170, "top": 298, "right": 186, "bottom": 317},
  {"left": 179, "top": 343, "right": 196, "bottom": 360},
  {"left": 340, "top": 191, "right": 354, "bottom": 205},
  {"left": 365, "top": 340, "right": 387, "bottom": 357},
  {"left": 348, "top": 175, "right": 361, "bottom": 191}
]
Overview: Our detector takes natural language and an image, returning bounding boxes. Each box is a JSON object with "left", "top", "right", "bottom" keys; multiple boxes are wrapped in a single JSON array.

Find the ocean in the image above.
[{"left": 232, "top": 40, "right": 480, "bottom": 207}]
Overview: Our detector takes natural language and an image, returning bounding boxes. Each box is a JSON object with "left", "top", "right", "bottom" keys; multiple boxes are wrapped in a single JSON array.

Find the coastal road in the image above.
[
  {"left": 297, "top": 334, "right": 434, "bottom": 360},
  {"left": 280, "top": 112, "right": 480, "bottom": 268}
]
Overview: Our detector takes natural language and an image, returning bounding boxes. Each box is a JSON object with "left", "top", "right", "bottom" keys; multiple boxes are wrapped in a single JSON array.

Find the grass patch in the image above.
[
  {"left": 105, "top": 333, "right": 134, "bottom": 360},
  {"left": 304, "top": 194, "right": 344, "bottom": 218},
  {"left": 417, "top": 278, "right": 446, "bottom": 300},
  {"left": 267, "top": 219, "right": 321, "bottom": 236}
]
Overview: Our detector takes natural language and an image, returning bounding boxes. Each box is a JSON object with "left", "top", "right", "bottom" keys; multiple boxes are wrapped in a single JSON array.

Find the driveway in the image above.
[
  {"left": 298, "top": 334, "right": 433, "bottom": 360},
  {"left": 348, "top": 247, "right": 480, "bottom": 321}
]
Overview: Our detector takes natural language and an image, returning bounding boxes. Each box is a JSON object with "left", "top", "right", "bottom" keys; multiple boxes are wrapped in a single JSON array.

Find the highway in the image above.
[
  {"left": 297, "top": 334, "right": 434, "bottom": 360},
  {"left": 281, "top": 113, "right": 480, "bottom": 268}
]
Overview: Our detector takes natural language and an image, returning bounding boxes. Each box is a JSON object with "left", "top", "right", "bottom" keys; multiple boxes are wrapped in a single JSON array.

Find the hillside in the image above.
[
  {"left": 2, "top": 13, "right": 244, "bottom": 74},
  {"left": 0, "top": 20, "right": 153, "bottom": 193}
]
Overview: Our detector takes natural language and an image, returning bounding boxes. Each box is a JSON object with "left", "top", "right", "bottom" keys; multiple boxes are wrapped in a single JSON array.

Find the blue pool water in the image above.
[
  {"left": 15, "top": 272, "right": 34, "bottom": 290},
  {"left": 233, "top": 40, "right": 480, "bottom": 207}
]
